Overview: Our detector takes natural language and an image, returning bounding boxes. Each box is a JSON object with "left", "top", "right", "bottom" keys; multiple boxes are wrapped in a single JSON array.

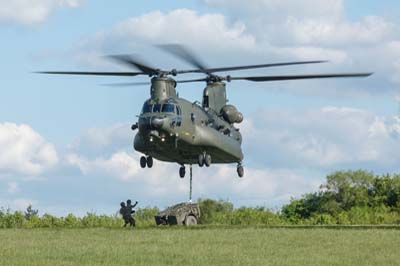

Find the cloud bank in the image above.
[
  {"left": 0, "top": 123, "right": 58, "bottom": 177},
  {"left": 0, "top": 0, "right": 82, "bottom": 25},
  {"left": 75, "top": 4, "right": 399, "bottom": 95}
]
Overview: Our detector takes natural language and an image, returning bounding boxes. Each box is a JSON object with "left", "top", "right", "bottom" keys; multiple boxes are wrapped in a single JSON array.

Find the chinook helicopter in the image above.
[{"left": 38, "top": 45, "right": 372, "bottom": 181}]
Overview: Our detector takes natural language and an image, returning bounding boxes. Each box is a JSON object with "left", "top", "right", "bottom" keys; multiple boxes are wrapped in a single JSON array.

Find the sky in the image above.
[{"left": 0, "top": 0, "right": 399, "bottom": 216}]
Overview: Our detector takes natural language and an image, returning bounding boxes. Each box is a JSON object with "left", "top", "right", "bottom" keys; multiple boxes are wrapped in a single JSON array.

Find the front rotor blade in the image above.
[
  {"left": 158, "top": 44, "right": 208, "bottom": 71},
  {"left": 102, "top": 82, "right": 150, "bottom": 87},
  {"left": 36, "top": 71, "right": 144, "bottom": 76},
  {"left": 108, "top": 55, "right": 158, "bottom": 75},
  {"left": 230, "top": 73, "right": 373, "bottom": 82}
]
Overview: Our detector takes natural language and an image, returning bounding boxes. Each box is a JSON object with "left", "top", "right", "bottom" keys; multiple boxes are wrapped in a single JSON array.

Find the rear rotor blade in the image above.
[
  {"left": 35, "top": 71, "right": 144, "bottom": 76},
  {"left": 159, "top": 44, "right": 329, "bottom": 75},
  {"left": 187, "top": 60, "right": 328, "bottom": 74},
  {"left": 230, "top": 73, "right": 373, "bottom": 82}
]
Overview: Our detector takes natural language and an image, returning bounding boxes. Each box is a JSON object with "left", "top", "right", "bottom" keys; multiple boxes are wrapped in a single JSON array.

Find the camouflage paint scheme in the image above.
[
  {"left": 155, "top": 202, "right": 200, "bottom": 226},
  {"left": 134, "top": 77, "right": 244, "bottom": 166}
]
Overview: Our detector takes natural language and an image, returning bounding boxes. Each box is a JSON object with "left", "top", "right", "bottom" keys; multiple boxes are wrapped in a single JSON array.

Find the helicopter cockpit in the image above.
[
  {"left": 141, "top": 101, "right": 181, "bottom": 115},
  {"left": 140, "top": 100, "right": 183, "bottom": 129}
]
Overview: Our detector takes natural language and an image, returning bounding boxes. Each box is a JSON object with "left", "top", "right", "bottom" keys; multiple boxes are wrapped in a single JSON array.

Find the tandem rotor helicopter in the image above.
[{"left": 38, "top": 45, "right": 372, "bottom": 182}]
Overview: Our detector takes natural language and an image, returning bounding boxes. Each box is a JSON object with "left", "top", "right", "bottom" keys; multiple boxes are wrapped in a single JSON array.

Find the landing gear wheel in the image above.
[
  {"left": 198, "top": 154, "right": 205, "bottom": 167},
  {"left": 140, "top": 156, "right": 147, "bottom": 168},
  {"left": 204, "top": 154, "right": 212, "bottom": 167},
  {"left": 184, "top": 215, "right": 197, "bottom": 226},
  {"left": 237, "top": 164, "right": 244, "bottom": 178},
  {"left": 179, "top": 166, "right": 186, "bottom": 178},
  {"left": 147, "top": 156, "right": 153, "bottom": 168}
]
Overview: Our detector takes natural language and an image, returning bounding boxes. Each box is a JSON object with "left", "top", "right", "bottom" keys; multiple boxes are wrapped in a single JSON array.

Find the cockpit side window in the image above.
[
  {"left": 176, "top": 106, "right": 182, "bottom": 116},
  {"left": 162, "top": 104, "right": 175, "bottom": 113},
  {"left": 142, "top": 103, "right": 153, "bottom": 113},
  {"left": 153, "top": 104, "right": 162, "bottom": 113},
  {"left": 203, "top": 95, "right": 209, "bottom": 108}
]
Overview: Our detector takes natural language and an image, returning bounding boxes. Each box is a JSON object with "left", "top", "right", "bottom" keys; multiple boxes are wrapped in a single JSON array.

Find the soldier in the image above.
[
  {"left": 126, "top": 199, "right": 138, "bottom": 227},
  {"left": 119, "top": 202, "right": 130, "bottom": 227}
]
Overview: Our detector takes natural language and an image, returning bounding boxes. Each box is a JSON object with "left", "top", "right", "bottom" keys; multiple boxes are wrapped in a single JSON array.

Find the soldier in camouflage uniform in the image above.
[
  {"left": 118, "top": 200, "right": 138, "bottom": 227},
  {"left": 119, "top": 202, "right": 130, "bottom": 227},
  {"left": 126, "top": 199, "right": 138, "bottom": 227}
]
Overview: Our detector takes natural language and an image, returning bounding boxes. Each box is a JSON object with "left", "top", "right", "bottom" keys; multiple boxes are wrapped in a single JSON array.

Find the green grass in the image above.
[{"left": 1, "top": 227, "right": 399, "bottom": 266}]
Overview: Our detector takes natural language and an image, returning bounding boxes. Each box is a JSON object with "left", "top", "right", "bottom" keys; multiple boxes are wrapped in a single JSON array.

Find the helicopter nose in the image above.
[
  {"left": 151, "top": 116, "right": 164, "bottom": 129},
  {"left": 138, "top": 116, "right": 165, "bottom": 133}
]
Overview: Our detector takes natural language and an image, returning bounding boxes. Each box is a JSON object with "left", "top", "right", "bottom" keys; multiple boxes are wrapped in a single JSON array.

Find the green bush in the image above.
[{"left": 282, "top": 170, "right": 400, "bottom": 225}]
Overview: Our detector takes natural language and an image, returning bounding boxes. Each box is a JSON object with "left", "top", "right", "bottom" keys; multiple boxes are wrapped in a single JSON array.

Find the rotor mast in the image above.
[{"left": 150, "top": 77, "right": 177, "bottom": 101}]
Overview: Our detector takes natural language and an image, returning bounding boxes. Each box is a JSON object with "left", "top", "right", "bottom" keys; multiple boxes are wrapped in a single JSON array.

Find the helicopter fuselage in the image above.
[{"left": 134, "top": 96, "right": 243, "bottom": 165}]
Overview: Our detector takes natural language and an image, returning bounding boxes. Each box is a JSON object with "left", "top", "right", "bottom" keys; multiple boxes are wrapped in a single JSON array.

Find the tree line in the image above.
[{"left": 1, "top": 170, "right": 399, "bottom": 228}]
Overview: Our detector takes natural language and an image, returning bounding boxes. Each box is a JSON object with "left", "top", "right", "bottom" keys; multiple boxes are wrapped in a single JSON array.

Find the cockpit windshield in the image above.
[
  {"left": 142, "top": 102, "right": 179, "bottom": 114},
  {"left": 153, "top": 104, "right": 162, "bottom": 113},
  {"left": 162, "top": 104, "right": 175, "bottom": 113},
  {"left": 142, "top": 103, "right": 153, "bottom": 113}
]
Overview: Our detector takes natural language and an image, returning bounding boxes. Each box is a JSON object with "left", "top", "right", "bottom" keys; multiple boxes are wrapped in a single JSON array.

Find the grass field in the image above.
[{"left": 1, "top": 227, "right": 399, "bottom": 266}]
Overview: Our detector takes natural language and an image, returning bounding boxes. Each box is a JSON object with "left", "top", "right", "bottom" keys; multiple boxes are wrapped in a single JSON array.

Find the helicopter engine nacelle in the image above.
[{"left": 221, "top": 105, "right": 243, "bottom": 124}]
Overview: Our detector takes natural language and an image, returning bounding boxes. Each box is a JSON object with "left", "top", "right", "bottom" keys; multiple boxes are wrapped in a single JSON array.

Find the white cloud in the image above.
[
  {"left": 0, "top": 198, "right": 38, "bottom": 211},
  {"left": 66, "top": 146, "right": 318, "bottom": 206},
  {"left": 202, "top": 0, "right": 395, "bottom": 46},
  {"left": 13, "top": 198, "right": 37, "bottom": 209},
  {"left": 194, "top": 165, "right": 319, "bottom": 206},
  {"left": 281, "top": 16, "right": 395, "bottom": 47},
  {"left": 242, "top": 107, "right": 400, "bottom": 171},
  {"left": 73, "top": 5, "right": 400, "bottom": 96},
  {"left": 66, "top": 151, "right": 188, "bottom": 196},
  {"left": 0, "top": 0, "right": 83, "bottom": 25},
  {"left": 76, "top": 9, "right": 256, "bottom": 67},
  {"left": 7, "top": 181, "right": 19, "bottom": 194},
  {"left": 0, "top": 123, "right": 59, "bottom": 176},
  {"left": 203, "top": 0, "right": 344, "bottom": 22},
  {"left": 69, "top": 123, "right": 133, "bottom": 156},
  {"left": 110, "top": 9, "right": 255, "bottom": 50}
]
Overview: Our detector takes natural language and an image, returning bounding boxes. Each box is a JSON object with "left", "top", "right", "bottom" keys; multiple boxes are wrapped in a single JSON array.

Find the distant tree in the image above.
[
  {"left": 198, "top": 199, "right": 234, "bottom": 224},
  {"left": 282, "top": 170, "right": 400, "bottom": 224},
  {"left": 24, "top": 205, "right": 39, "bottom": 220}
]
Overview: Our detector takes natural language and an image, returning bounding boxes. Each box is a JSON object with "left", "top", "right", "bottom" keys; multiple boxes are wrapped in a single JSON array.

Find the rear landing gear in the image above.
[
  {"left": 140, "top": 156, "right": 147, "bottom": 168},
  {"left": 147, "top": 156, "right": 153, "bottom": 168},
  {"left": 204, "top": 154, "right": 211, "bottom": 167},
  {"left": 140, "top": 156, "right": 153, "bottom": 168},
  {"left": 198, "top": 154, "right": 204, "bottom": 167},
  {"left": 237, "top": 163, "right": 244, "bottom": 178},
  {"left": 198, "top": 153, "right": 211, "bottom": 167}
]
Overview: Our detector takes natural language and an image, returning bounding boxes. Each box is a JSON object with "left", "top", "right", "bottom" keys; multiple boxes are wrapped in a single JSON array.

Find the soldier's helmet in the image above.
[{"left": 120, "top": 202, "right": 126, "bottom": 207}]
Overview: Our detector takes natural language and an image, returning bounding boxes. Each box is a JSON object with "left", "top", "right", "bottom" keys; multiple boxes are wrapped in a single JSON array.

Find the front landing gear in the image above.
[
  {"left": 140, "top": 156, "right": 153, "bottom": 168},
  {"left": 179, "top": 166, "right": 186, "bottom": 178},
  {"left": 237, "top": 163, "right": 244, "bottom": 178}
]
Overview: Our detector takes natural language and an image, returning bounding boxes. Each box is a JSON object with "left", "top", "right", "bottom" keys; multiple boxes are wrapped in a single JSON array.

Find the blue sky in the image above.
[{"left": 0, "top": 0, "right": 399, "bottom": 216}]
